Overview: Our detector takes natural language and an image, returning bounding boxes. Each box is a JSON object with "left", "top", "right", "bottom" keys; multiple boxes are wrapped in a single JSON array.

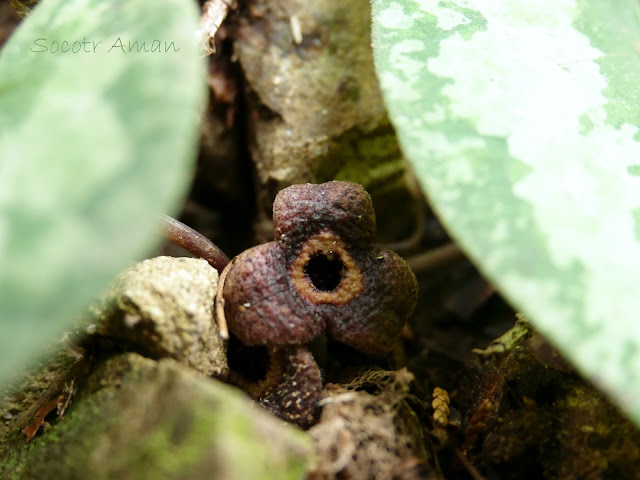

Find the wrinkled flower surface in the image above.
[{"left": 223, "top": 181, "right": 418, "bottom": 355}]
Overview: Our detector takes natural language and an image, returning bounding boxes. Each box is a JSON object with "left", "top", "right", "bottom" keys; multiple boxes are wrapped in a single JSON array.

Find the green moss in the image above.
[
  {"left": 316, "top": 124, "right": 417, "bottom": 242},
  {"left": 9, "top": 0, "right": 38, "bottom": 17},
  {"left": 121, "top": 404, "right": 220, "bottom": 478},
  {"left": 2, "top": 450, "right": 23, "bottom": 479},
  {"left": 317, "top": 124, "right": 404, "bottom": 186},
  {"left": 1, "top": 355, "right": 311, "bottom": 480}
]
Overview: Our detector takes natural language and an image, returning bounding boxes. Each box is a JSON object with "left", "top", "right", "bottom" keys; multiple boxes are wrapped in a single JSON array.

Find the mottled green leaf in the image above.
[
  {"left": 372, "top": 0, "right": 640, "bottom": 424},
  {"left": 0, "top": 0, "right": 206, "bottom": 383}
]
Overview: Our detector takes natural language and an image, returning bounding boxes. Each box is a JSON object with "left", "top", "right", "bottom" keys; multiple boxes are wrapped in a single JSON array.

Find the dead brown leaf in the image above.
[{"left": 22, "top": 396, "right": 61, "bottom": 443}]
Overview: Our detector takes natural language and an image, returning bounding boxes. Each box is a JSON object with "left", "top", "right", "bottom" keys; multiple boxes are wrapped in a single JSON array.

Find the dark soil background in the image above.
[{"left": 2, "top": 1, "right": 640, "bottom": 478}]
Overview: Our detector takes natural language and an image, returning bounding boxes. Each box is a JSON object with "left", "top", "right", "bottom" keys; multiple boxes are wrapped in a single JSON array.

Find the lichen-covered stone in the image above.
[
  {"left": 87, "top": 256, "right": 227, "bottom": 378},
  {"left": 1, "top": 354, "right": 313, "bottom": 480}
]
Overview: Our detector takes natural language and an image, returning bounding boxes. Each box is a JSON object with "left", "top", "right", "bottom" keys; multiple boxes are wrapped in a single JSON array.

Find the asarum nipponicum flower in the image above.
[
  {"left": 222, "top": 181, "right": 418, "bottom": 355},
  {"left": 219, "top": 181, "right": 418, "bottom": 427}
]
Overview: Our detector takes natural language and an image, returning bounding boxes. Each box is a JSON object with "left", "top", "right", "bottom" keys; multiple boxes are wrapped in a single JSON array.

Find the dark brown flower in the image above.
[
  {"left": 222, "top": 181, "right": 418, "bottom": 355},
  {"left": 220, "top": 181, "right": 418, "bottom": 427},
  {"left": 232, "top": 345, "right": 323, "bottom": 428}
]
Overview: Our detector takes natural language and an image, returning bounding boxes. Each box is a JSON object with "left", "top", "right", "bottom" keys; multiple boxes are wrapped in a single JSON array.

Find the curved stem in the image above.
[
  {"left": 161, "top": 215, "right": 230, "bottom": 272},
  {"left": 406, "top": 242, "right": 466, "bottom": 276},
  {"left": 215, "top": 260, "right": 233, "bottom": 339}
]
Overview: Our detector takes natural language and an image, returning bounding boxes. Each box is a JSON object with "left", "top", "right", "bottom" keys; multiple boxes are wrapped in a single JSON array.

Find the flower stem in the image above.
[
  {"left": 161, "top": 215, "right": 230, "bottom": 272},
  {"left": 406, "top": 242, "right": 465, "bottom": 276}
]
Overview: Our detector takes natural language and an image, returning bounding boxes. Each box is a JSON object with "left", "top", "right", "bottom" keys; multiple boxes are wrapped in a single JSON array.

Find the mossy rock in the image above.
[
  {"left": 1, "top": 354, "right": 312, "bottom": 480},
  {"left": 85, "top": 256, "right": 228, "bottom": 379}
]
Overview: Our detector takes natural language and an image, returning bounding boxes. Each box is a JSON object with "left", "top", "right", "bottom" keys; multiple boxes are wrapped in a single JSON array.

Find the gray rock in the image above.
[{"left": 87, "top": 256, "right": 228, "bottom": 378}]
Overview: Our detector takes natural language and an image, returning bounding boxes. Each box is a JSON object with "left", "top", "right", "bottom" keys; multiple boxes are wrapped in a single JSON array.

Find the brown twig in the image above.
[
  {"left": 199, "top": 0, "right": 238, "bottom": 56},
  {"left": 379, "top": 199, "right": 426, "bottom": 255},
  {"left": 161, "top": 215, "right": 230, "bottom": 272},
  {"left": 406, "top": 242, "right": 466, "bottom": 276},
  {"left": 454, "top": 449, "right": 486, "bottom": 480}
]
